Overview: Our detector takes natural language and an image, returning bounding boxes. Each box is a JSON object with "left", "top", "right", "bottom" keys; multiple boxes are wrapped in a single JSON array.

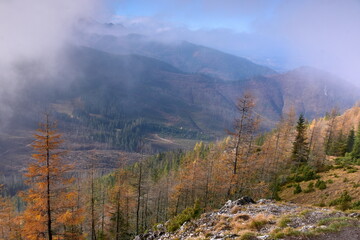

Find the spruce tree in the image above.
[
  {"left": 330, "top": 131, "right": 347, "bottom": 156},
  {"left": 350, "top": 123, "right": 360, "bottom": 159},
  {"left": 291, "top": 114, "right": 309, "bottom": 165},
  {"left": 346, "top": 128, "right": 355, "bottom": 153}
]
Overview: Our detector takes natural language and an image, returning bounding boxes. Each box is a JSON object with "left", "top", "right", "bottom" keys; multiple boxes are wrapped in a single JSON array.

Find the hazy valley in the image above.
[
  {"left": 1, "top": 42, "right": 360, "bottom": 176},
  {"left": 1, "top": 1, "right": 360, "bottom": 240}
]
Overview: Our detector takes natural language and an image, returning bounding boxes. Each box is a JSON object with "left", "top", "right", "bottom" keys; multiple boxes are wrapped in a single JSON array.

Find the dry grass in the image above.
[
  {"left": 248, "top": 214, "right": 272, "bottom": 230},
  {"left": 230, "top": 214, "right": 273, "bottom": 233},
  {"left": 277, "top": 215, "right": 292, "bottom": 228},
  {"left": 233, "top": 214, "right": 251, "bottom": 221},
  {"left": 230, "top": 205, "right": 242, "bottom": 214},
  {"left": 214, "top": 215, "right": 231, "bottom": 231},
  {"left": 238, "top": 230, "right": 258, "bottom": 240}
]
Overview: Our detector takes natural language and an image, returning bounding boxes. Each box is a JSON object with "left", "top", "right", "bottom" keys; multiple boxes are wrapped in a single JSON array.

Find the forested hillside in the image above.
[{"left": 1, "top": 96, "right": 360, "bottom": 239}]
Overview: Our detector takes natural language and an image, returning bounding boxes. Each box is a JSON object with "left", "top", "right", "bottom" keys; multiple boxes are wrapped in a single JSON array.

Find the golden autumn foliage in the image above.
[
  {"left": 22, "top": 114, "right": 84, "bottom": 240},
  {"left": 0, "top": 185, "right": 22, "bottom": 240},
  {"left": 5, "top": 100, "right": 360, "bottom": 239}
]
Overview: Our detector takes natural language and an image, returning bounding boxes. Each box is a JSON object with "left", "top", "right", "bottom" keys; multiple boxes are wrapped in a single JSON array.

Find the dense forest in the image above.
[{"left": 1, "top": 94, "right": 360, "bottom": 240}]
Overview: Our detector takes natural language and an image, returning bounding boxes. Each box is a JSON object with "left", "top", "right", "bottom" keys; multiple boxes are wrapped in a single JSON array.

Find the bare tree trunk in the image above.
[
  {"left": 115, "top": 191, "right": 121, "bottom": 240},
  {"left": 45, "top": 116, "right": 53, "bottom": 240},
  {"left": 136, "top": 163, "right": 142, "bottom": 235},
  {"left": 91, "top": 169, "right": 97, "bottom": 240}
]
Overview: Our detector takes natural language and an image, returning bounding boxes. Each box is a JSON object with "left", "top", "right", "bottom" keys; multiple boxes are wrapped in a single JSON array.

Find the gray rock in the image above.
[{"left": 257, "top": 235, "right": 270, "bottom": 240}]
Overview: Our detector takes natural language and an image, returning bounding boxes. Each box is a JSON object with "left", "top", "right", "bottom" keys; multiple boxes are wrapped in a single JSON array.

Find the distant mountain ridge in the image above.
[
  {"left": 8, "top": 45, "right": 360, "bottom": 137},
  {"left": 1, "top": 42, "right": 360, "bottom": 174},
  {"left": 84, "top": 34, "right": 277, "bottom": 81},
  {"left": 9, "top": 46, "right": 357, "bottom": 138}
]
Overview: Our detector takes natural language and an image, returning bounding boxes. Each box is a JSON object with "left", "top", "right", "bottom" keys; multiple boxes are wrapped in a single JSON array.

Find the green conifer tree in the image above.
[
  {"left": 291, "top": 114, "right": 309, "bottom": 165},
  {"left": 330, "top": 131, "right": 347, "bottom": 156},
  {"left": 346, "top": 128, "right": 355, "bottom": 153},
  {"left": 350, "top": 123, "right": 360, "bottom": 159}
]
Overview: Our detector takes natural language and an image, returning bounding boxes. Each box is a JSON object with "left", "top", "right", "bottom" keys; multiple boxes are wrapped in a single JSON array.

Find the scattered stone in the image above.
[
  {"left": 348, "top": 212, "right": 360, "bottom": 218},
  {"left": 299, "top": 225, "right": 316, "bottom": 232},
  {"left": 156, "top": 224, "right": 166, "bottom": 232},
  {"left": 234, "top": 196, "right": 256, "bottom": 205},
  {"left": 257, "top": 199, "right": 273, "bottom": 204},
  {"left": 257, "top": 235, "right": 270, "bottom": 240},
  {"left": 135, "top": 196, "right": 360, "bottom": 240},
  {"left": 219, "top": 196, "right": 255, "bottom": 214}
]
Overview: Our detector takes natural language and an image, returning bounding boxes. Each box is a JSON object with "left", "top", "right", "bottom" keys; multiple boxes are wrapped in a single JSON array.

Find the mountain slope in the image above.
[
  {"left": 85, "top": 35, "right": 276, "bottom": 81},
  {"left": 85, "top": 34, "right": 360, "bottom": 117},
  {"left": 272, "top": 67, "right": 360, "bottom": 117},
  {"left": 1, "top": 47, "right": 360, "bottom": 175}
]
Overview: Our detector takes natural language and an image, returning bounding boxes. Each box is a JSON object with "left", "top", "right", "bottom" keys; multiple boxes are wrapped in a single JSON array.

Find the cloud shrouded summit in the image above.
[
  {"left": 2, "top": 0, "right": 360, "bottom": 85},
  {"left": 114, "top": 0, "right": 360, "bottom": 84},
  {"left": 1, "top": 0, "right": 360, "bottom": 127}
]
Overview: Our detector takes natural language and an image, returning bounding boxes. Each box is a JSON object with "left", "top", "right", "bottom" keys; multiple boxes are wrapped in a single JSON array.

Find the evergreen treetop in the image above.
[
  {"left": 350, "top": 122, "right": 360, "bottom": 159},
  {"left": 291, "top": 114, "right": 309, "bottom": 164}
]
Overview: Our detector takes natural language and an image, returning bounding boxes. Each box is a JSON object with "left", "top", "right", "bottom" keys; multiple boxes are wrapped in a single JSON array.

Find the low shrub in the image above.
[
  {"left": 303, "top": 182, "right": 315, "bottom": 193},
  {"left": 293, "top": 184, "right": 302, "bottom": 194},
  {"left": 316, "top": 217, "right": 354, "bottom": 233},
  {"left": 335, "top": 157, "right": 360, "bottom": 167},
  {"left": 315, "top": 180, "right": 327, "bottom": 190},
  {"left": 347, "top": 168, "right": 358, "bottom": 173},
  {"left": 290, "top": 165, "right": 319, "bottom": 183},
  {"left": 329, "top": 191, "right": 352, "bottom": 211},
  {"left": 326, "top": 179, "right": 334, "bottom": 184},
  {"left": 277, "top": 216, "right": 291, "bottom": 228},
  {"left": 166, "top": 200, "right": 202, "bottom": 232},
  {"left": 239, "top": 231, "right": 257, "bottom": 240},
  {"left": 351, "top": 200, "right": 360, "bottom": 210}
]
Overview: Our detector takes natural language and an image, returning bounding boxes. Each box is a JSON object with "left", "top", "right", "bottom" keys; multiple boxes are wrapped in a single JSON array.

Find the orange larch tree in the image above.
[{"left": 22, "top": 114, "right": 84, "bottom": 240}]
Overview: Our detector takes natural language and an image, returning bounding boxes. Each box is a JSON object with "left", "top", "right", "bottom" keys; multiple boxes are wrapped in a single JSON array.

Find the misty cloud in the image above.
[
  {"left": 266, "top": 0, "right": 360, "bottom": 84},
  {"left": 2, "top": 0, "right": 360, "bottom": 128},
  {"left": 0, "top": 0, "right": 104, "bottom": 126}
]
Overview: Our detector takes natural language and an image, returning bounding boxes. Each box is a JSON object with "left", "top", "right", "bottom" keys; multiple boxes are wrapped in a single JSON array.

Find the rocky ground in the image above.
[{"left": 135, "top": 197, "right": 360, "bottom": 240}]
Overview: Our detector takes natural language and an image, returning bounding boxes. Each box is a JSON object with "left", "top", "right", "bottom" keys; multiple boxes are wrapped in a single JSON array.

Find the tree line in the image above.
[{"left": 1, "top": 94, "right": 360, "bottom": 239}]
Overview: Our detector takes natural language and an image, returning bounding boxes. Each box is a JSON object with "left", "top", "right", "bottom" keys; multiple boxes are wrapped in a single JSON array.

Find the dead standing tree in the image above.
[{"left": 227, "top": 93, "right": 259, "bottom": 197}]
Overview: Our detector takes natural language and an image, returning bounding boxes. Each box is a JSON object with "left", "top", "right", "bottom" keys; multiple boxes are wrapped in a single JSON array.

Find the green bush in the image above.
[
  {"left": 347, "top": 168, "right": 358, "bottom": 173},
  {"left": 166, "top": 200, "right": 202, "bottom": 232},
  {"left": 329, "top": 191, "right": 352, "bottom": 210},
  {"left": 316, "top": 217, "right": 354, "bottom": 233},
  {"left": 335, "top": 157, "right": 360, "bottom": 167},
  {"left": 326, "top": 179, "right": 334, "bottom": 184},
  {"left": 269, "top": 180, "right": 282, "bottom": 200},
  {"left": 315, "top": 180, "right": 327, "bottom": 190},
  {"left": 351, "top": 200, "right": 360, "bottom": 210},
  {"left": 294, "top": 184, "right": 302, "bottom": 194},
  {"left": 303, "top": 182, "right": 315, "bottom": 193},
  {"left": 290, "top": 165, "right": 319, "bottom": 183},
  {"left": 318, "top": 201, "right": 326, "bottom": 207}
]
